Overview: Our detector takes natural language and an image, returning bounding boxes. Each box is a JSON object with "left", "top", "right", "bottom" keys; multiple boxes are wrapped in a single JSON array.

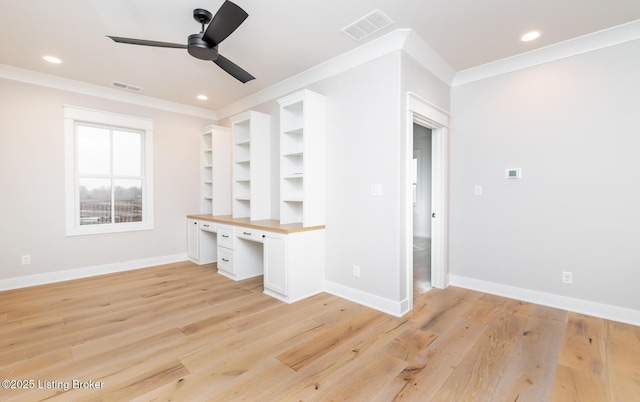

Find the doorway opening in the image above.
[
  {"left": 412, "top": 124, "right": 432, "bottom": 296},
  {"left": 403, "top": 92, "right": 450, "bottom": 313}
]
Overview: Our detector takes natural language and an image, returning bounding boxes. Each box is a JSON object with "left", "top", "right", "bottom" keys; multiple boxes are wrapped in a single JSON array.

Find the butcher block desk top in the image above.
[{"left": 187, "top": 214, "right": 325, "bottom": 234}]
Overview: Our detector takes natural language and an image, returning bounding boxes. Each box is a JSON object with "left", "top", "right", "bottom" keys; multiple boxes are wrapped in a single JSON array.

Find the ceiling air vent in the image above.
[
  {"left": 341, "top": 9, "right": 393, "bottom": 41},
  {"left": 112, "top": 81, "right": 142, "bottom": 92}
]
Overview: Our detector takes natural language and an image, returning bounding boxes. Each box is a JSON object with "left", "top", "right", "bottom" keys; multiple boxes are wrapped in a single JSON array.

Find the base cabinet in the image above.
[
  {"left": 187, "top": 219, "right": 199, "bottom": 262},
  {"left": 263, "top": 232, "right": 288, "bottom": 296},
  {"left": 263, "top": 229, "right": 325, "bottom": 303},
  {"left": 188, "top": 216, "right": 324, "bottom": 304},
  {"left": 187, "top": 219, "right": 216, "bottom": 264}
]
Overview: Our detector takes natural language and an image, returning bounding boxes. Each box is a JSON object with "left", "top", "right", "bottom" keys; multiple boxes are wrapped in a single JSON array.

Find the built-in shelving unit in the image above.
[
  {"left": 278, "top": 89, "right": 326, "bottom": 226},
  {"left": 231, "top": 111, "right": 271, "bottom": 220},
  {"left": 201, "top": 125, "right": 231, "bottom": 215}
]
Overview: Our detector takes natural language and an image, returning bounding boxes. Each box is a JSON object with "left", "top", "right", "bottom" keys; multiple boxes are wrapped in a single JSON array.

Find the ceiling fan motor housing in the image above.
[{"left": 188, "top": 33, "right": 219, "bottom": 60}]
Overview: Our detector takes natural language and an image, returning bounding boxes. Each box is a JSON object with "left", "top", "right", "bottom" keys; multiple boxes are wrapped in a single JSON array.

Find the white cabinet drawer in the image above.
[
  {"left": 217, "top": 247, "right": 235, "bottom": 274},
  {"left": 217, "top": 225, "right": 235, "bottom": 249},
  {"left": 236, "top": 227, "right": 263, "bottom": 243},
  {"left": 199, "top": 220, "right": 216, "bottom": 233}
]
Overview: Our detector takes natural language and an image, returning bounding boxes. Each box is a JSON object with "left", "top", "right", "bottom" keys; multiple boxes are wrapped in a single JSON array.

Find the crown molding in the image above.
[
  {"left": 0, "top": 64, "right": 218, "bottom": 120},
  {"left": 402, "top": 30, "right": 456, "bottom": 85},
  {"left": 216, "top": 28, "right": 455, "bottom": 120},
  {"left": 453, "top": 19, "right": 640, "bottom": 87}
]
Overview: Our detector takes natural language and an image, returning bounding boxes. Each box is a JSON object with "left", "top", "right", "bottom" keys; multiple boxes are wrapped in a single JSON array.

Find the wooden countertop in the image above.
[{"left": 187, "top": 214, "right": 325, "bottom": 234}]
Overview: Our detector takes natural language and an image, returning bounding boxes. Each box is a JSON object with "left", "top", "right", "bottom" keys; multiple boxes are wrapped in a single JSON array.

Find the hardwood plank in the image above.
[
  {"left": 558, "top": 313, "right": 607, "bottom": 375},
  {"left": 494, "top": 314, "right": 567, "bottom": 401},
  {"left": 552, "top": 364, "right": 610, "bottom": 402},
  {"left": 431, "top": 310, "right": 529, "bottom": 400},
  {"left": 0, "top": 348, "right": 73, "bottom": 379},
  {"left": 274, "top": 314, "right": 410, "bottom": 399},
  {"left": 0, "top": 262, "right": 638, "bottom": 401},
  {"left": 76, "top": 360, "right": 190, "bottom": 402},
  {"left": 550, "top": 312, "right": 612, "bottom": 402},
  {"left": 606, "top": 341, "right": 640, "bottom": 401},
  {"left": 390, "top": 317, "right": 487, "bottom": 401},
  {"left": 608, "top": 319, "right": 640, "bottom": 352},
  {"left": 276, "top": 309, "right": 387, "bottom": 371},
  {"left": 226, "top": 292, "right": 334, "bottom": 333}
]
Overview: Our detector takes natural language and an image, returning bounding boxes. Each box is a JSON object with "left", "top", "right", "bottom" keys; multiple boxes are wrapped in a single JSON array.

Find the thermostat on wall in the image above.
[{"left": 505, "top": 168, "right": 522, "bottom": 179}]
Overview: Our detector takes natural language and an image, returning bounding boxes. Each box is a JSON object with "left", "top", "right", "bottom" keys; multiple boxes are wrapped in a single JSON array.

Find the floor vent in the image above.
[
  {"left": 341, "top": 9, "right": 393, "bottom": 41},
  {"left": 112, "top": 81, "right": 142, "bottom": 92}
]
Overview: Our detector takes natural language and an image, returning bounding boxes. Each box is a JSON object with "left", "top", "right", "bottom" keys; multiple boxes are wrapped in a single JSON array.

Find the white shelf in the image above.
[
  {"left": 200, "top": 125, "right": 231, "bottom": 215},
  {"left": 231, "top": 111, "right": 271, "bottom": 220},
  {"left": 277, "top": 89, "right": 325, "bottom": 226}
]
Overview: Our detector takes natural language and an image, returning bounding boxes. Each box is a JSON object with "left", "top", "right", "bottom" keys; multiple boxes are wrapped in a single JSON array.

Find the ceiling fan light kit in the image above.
[{"left": 107, "top": 1, "right": 254, "bottom": 83}]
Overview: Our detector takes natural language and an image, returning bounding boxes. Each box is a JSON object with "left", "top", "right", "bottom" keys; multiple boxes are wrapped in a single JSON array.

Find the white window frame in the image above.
[{"left": 64, "top": 105, "right": 154, "bottom": 236}]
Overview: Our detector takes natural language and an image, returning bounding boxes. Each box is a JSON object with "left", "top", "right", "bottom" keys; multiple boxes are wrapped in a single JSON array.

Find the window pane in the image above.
[
  {"left": 79, "top": 178, "right": 112, "bottom": 225},
  {"left": 113, "top": 130, "right": 142, "bottom": 176},
  {"left": 78, "top": 125, "right": 110, "bottom": 175},
  {"left": 114, "top": 179, "right": 142, "bottom": 223}
]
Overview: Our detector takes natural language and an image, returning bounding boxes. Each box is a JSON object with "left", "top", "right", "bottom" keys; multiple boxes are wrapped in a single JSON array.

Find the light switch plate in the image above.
[{"left": 370, "top": 184, "right": 382, "bottom": 196}]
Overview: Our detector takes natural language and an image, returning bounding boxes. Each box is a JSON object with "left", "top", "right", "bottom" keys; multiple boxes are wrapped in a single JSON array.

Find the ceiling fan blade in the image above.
[
  {"left": 107, "top": 36, "right": 187, "bottom": 49},
  {"left": 214, "top": 54, "right": 255, "bottom": 83},
  {"left": 203, "top": 1, "right": 248, "bottom": 46}
]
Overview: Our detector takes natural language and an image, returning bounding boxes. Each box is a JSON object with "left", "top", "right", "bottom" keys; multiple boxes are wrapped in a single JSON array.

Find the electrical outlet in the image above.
[
  {"left": 562, "top": 271, "right": 573, "bottom": 284},
  {"left": 21, "top": 255, "right": 31, "bottom": 265},
  {"left": 353, "top": 265, "right": 361, "bottom": 278}
]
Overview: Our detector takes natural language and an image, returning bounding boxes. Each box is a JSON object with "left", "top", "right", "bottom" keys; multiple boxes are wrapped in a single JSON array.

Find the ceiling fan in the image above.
[{"left": 107, "top": 1, "right": 254, "bottom": 83}]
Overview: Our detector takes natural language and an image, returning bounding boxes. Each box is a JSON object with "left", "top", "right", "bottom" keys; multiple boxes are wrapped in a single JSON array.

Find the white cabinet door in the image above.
[
  {"left": 187, "top": 219, "right": 199, "bottom": 262},
  {"left": 263, "top": 231, "right": 287, "bottom": 296},
  {"left": 217, "top": 247, "right": 235, "bottom": 275}
]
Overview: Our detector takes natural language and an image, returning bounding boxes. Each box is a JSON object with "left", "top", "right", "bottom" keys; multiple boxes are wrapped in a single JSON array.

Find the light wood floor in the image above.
[
  {"left": 413, "top": 236, "right": 431, "bottom": 296},
  {"left": 1, "top": 262, "right": 639, "bottom": 401}
]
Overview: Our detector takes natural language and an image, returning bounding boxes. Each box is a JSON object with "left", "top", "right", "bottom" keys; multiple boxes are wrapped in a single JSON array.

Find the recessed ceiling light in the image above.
[
  {"left": 43, "top": 55, "right": 62, "bottom": 64},
  {"left": 521, "top": 31, "right": 541, "bottom": 42},
  {"left": 197, "top": 95, "right": 208, "bottom": 101}
]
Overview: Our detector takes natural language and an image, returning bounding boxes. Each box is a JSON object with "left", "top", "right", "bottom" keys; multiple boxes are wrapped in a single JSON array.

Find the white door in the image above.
[{"left": 263, "top": 232, "right": 287, "bottom": 296}]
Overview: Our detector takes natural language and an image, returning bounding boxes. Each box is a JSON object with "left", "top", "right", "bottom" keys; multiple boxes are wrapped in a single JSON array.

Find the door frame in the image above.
[{"left": 403, "top": 92, "right": 450, "bottom": 312}]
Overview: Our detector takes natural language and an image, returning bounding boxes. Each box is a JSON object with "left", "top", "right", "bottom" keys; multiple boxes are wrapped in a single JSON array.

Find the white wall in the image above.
[
  {"left": 215, "top": 50, "right": 451, "bottom": 313},
  {"left": 314, "top": 52, "right": 403, "bottom": 302},
  {"left": 450, "top": 39, "right": 640, "bottom": 312},
  {"left": 0, "top": 79, "right": 213, "bottom": 285}
]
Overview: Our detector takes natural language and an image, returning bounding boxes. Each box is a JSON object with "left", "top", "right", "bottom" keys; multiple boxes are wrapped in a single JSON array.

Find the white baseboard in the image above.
[
  {"left": 0, "top": 253, "right": 188, "bottom": 292},
  {"left": 449, "top": 274, "right": 640, "bottom": 327},
  {"left": 323, "top": 280, "right": 408, "bottom": 317}
]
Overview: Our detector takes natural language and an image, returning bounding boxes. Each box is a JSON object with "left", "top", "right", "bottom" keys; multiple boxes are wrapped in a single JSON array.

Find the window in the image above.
[{"left": 64, "top": 106, "right": 154, "bottom": 236}]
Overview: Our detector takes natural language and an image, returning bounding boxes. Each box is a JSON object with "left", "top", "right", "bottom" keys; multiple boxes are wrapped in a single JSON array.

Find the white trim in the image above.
[
  {"left": 450, "top": 275, "right": 640, "bottom": 327},
  {"left": 64, "top": 105, "right": 155, "bottom": 236},
  {"left": 453, "top": 19, "right": 640, "bottom": 87},
  {"left": 0, "top": 64, "right": 218, "bottom": 120},
  {"left": 0, "top": 254, "right": 188, "bottom": 292},
  {"left": 405, "top": 92, "right": 450, "bottom": 313},
  {"left": 217, "top": 29, "right": 455, "bottom": 119},
  {"left": 324, "top": 280, "right": 407, "bottom": 317},
  {"left": 263, "top": 289, "right": 324, "bottom": 305},
  {"left": 402, "top": 30, "right": 456, "bottom": 85},
  {"left": 63, "top": 104, "right": 154, "bottom": 129}
]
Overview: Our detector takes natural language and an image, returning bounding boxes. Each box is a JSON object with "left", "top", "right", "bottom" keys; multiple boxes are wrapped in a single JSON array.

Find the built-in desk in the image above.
[{"left": 186, "top": 214, "right": 325, "bottom": 303}]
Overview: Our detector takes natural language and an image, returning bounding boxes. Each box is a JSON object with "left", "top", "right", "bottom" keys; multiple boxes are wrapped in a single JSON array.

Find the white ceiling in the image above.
[{"left": 2, "top": 0, "right": 640, "bottom": 112}]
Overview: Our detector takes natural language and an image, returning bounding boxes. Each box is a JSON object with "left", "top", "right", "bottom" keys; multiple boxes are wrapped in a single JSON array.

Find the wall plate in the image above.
[{"left": 505, "top": 168, "right": 522, "bottom": 179}]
